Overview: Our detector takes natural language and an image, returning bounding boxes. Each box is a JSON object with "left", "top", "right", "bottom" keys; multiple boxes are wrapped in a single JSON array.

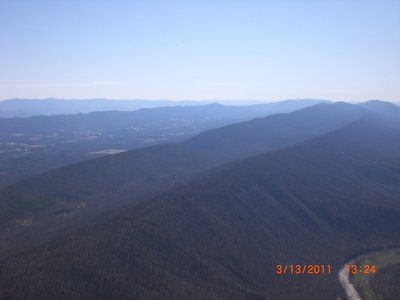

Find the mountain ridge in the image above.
[
  {"left": 1, "top": 111, "right": 399, "bottom": 299},
  {"left": 0, "top": 101, "right": 392, "bottom": 261}
]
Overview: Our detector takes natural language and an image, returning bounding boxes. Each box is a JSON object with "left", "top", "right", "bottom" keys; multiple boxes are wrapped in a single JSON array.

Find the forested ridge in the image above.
[{"left": 1, "top": 104, "right": 400, "bottom": 299}]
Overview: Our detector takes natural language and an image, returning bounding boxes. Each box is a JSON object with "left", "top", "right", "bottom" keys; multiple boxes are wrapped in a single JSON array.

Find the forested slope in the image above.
[{"left": 1, "top": 114, "right": 399, "bottom": 299}]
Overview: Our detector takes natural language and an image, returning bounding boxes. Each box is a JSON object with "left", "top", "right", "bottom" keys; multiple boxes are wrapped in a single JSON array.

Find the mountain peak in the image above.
[{"left": 358, "top": 100, "right": 400, "bottom": 115}]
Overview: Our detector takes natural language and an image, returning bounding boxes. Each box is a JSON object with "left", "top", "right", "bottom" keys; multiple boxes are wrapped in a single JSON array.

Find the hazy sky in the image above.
[{"left": 1, "top": 0, "right": 399, "bottom": 101}]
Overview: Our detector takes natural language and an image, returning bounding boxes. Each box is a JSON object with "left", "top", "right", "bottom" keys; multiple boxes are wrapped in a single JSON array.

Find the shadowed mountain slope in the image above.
[
  {"left": 0, "top": 102, "right": 380, "bottom": 259},
  {"left": 0, "top": 103, "right": 364, "bottom": 218},
  {"left": 184, "top": 102, "right": 364, "bottom": 162},
  {"left": 0, "top": 113, "right": 399, "bottom": 299}
]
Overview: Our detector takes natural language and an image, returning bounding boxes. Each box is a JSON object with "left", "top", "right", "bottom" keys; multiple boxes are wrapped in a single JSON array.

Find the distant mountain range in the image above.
[
  {"left": 0, "top": 98, "right": 327, "bottom": 118},
  {"left": 0, "top": 100, "right": 399, "bottom": 299},
  {"left": 0, "top": 100, "right": 330, "bottom": 135},
  {"left": 0, "top": 99, "right": 207, "bottom": 118},
  {"left": 0, "top": 100, "right": 327, "bottom": 187}
]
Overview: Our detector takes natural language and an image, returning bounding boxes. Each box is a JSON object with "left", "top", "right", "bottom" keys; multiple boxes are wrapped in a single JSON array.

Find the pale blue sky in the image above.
[{"left": 0, "top": 0, "right": 399, "bottom": 101}]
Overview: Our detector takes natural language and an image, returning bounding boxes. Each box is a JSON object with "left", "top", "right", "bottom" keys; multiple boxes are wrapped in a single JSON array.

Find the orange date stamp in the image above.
[{"left": 276, "top": 264, "right": 332, "bottom": 275}]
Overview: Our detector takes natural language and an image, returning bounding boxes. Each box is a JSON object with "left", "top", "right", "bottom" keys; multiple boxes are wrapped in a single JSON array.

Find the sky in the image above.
[{"left": 0, "top": 0, "right": 399, "bottom": 101}]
